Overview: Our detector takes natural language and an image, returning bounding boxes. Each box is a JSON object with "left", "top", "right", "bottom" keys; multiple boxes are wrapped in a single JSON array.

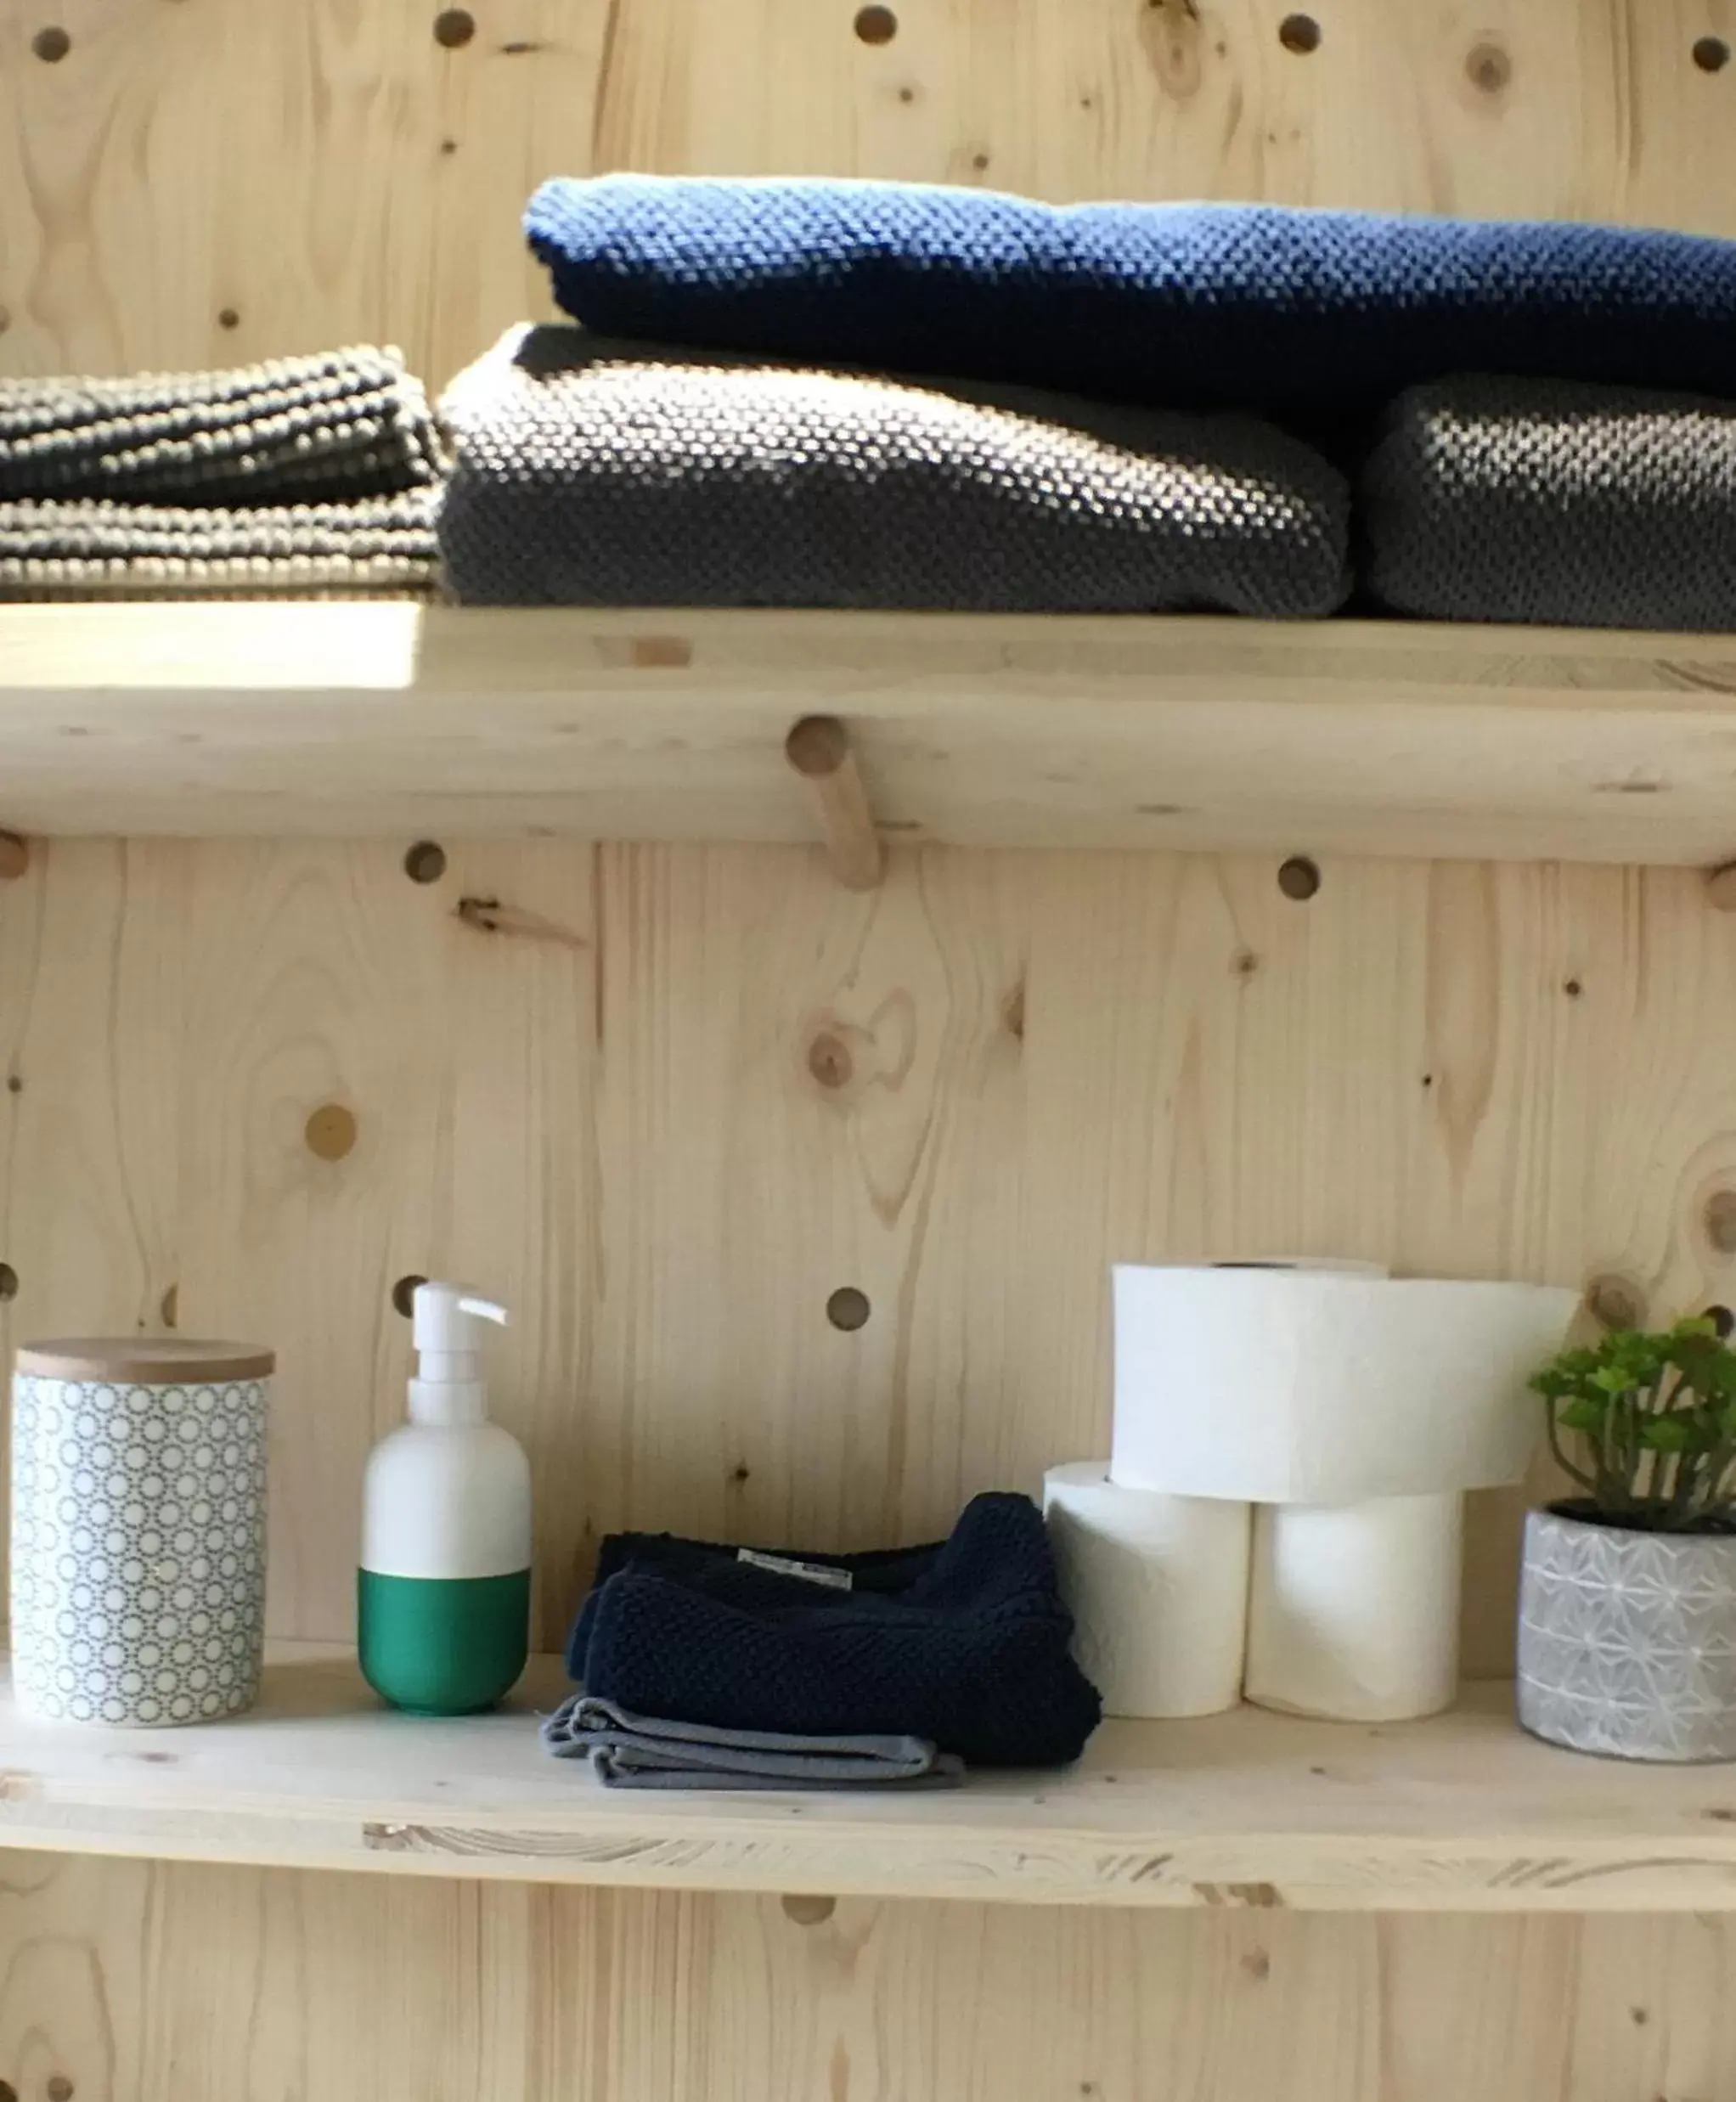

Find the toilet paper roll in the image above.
[
  {"left": 1243, "top": 1493, "right": 1463, "bottom": 1722},
  {"left": 1043, "top": 1461, "right": 1250, "bottom": 1718},
  {"left": 1112, "top": 1266, "right": 1578, "bottom": 1502}
]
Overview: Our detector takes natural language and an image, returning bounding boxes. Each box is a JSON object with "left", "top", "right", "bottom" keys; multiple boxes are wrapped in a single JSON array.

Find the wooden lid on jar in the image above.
[{"left": 15, "top": 1338, "right": 275, "bottom": 1383}]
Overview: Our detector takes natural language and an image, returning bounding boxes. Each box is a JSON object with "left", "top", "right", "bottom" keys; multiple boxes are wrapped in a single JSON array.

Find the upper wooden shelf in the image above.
[
  {"left": 5, "top": 1646, "right": 1736, "bottom": 1910},
  {"left": 1, "top": 602, "right": 1735, "bottom": 863}
]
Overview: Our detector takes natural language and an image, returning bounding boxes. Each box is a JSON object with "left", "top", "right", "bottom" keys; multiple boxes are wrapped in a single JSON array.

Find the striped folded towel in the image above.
[
  {"left": 0, "top": 346, "right": 442, "bottom": 504},
  {"left": 0, "top": 489, "right": 440, "bottom": 600},
  {"left": 0, "top": 346, "right": 445, "bottom": 599}
]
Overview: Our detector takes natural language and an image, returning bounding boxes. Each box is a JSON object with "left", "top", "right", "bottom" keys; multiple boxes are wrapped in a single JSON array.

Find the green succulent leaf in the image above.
[{"left": 1558, "top": 1397, "right": 1607, "bottom": 1433}]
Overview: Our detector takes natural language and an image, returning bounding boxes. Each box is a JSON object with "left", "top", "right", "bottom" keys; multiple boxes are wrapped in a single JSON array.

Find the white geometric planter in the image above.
[{"left": 1516, "top": 1504, "right": 1736, "bottom": 1763}]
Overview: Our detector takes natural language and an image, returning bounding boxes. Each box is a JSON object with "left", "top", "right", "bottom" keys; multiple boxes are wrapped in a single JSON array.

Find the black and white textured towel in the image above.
[
  {"left": 0, "top": 489, "right": 440, "bottom": 599},
  {"left": 437, "top": 324, "right": 1350, "bottom": 616},
  {"left": 0, "top": 347, "right": 442, "bottom": 504},
  {"left": 0, "top": 346, "right": 443, "bottom": 598},
  {"left": 1361, "top": 375, "right": 1736, "bottom": 631}
]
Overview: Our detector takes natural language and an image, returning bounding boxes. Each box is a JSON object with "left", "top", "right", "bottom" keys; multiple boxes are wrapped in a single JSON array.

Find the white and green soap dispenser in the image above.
[{"left": 358, "top": 1282, "right": 532, "bottom": 1714}]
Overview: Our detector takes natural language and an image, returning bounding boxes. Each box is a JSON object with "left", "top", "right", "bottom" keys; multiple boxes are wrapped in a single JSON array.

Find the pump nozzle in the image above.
[{"left": 409, "top": 1282, "right": 510, "bottom": 1423}]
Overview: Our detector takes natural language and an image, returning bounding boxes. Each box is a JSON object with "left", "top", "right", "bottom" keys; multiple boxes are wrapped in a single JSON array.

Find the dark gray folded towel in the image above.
[
  {"left": 542, "top": 1693, "right": 965, "bottom": 1790},
  {"left": 0, "top": 489, "right": 440, "bottom": 599},
  {"left": 437, "top": 324, "right": 1350, "bottom": 616},
  {"left": 1361, "top": 375, "right": 1736, "bottom": 631},
  {"left": 0, "top": 347, "right": 442, "bottom": 504}
]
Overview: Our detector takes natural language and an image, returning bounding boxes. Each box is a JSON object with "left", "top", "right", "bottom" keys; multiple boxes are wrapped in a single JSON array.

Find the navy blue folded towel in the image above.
[
  {"left": 566, "top": 1492, "right": 1102, "bottom": 1767},
  {"left": 526, "top": 175, "right": 1736, "bottom": 416}
]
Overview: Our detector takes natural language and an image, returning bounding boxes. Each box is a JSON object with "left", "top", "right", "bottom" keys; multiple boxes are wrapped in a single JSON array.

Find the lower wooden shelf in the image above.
[{"left": 0, "top": 1645, "right": 1733, "bottom": 1910}]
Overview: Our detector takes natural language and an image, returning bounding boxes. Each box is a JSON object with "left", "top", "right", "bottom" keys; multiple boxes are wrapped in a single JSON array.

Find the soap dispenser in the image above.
[{"left": 358, "top": 1282, "right": 532, "bottom": 1714}]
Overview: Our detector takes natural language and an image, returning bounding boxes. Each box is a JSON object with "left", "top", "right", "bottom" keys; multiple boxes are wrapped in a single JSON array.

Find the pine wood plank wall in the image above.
[{"left": 4, "top": 5, "right": 1736, "bottom": 2099}]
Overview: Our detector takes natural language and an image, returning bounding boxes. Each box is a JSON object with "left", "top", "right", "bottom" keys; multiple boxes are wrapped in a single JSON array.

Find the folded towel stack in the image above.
[
  {"left": 442, "top": 177, "right": 1410, "bottom": 616},
  {"left": 467, "top": 173, "right": 1736, "bottom": 631},
  {"left": 543, "top": 1491, "right": 1102, "bottom": 1789},
  {"left": 0, "top": 347, "right": 442, "bottom": 600},
  {"left": 17, "top": 179, "right": 1736, "bottom": 627}
]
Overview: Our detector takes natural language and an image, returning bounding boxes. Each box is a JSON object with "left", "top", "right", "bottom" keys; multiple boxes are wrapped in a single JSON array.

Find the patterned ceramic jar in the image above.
[
  {"left": 1516, "top": 1503, "right": 1736, "bottom": 1762},
  {"left": 11, "top": 1338, "right": 273, "bottom": 1726}
]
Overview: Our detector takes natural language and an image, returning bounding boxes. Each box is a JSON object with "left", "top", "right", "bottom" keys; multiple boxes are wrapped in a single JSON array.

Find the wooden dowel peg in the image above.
[
  {"left": 455, "top": 893, "right": 588, "bottom": 950},
  {"left": 784, "top": 716, "right": 884, "bottom": 892},
  {"left": 0, "top": 831, "right": 28, "bottom": 881},
  {"left": 1707, "top": 859, "right": 1736, "bottom": 911}
]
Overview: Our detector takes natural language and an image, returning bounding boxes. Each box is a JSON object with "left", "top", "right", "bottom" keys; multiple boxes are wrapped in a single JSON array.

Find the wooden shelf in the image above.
[
  {"left": 2, "top": 602, "right": 1736, "bottom": 862},
  {"left": 5, "top": 1645, "right": 1736, "bottom": 1910}
]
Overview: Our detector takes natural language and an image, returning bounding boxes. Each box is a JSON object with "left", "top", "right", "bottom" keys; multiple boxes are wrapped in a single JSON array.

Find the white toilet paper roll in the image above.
[
  {"left": 1112, "top": 1266, "right": 1579, "bottom": 1502},
  {"left": 1243, "top": 1493, "right": 1463, "bottom": 1722},
  {"left": 1043, "top": 1462, "right": 1250, "bottom": 1718}
]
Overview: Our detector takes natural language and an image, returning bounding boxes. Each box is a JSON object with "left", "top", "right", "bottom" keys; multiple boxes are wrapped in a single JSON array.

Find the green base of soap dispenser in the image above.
[{"left": 358, "top": 1567, "right": 531, "bottom": 1716}]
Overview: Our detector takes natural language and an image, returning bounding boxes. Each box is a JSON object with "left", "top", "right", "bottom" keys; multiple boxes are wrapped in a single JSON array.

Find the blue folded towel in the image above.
[
  {"left": 527, "top": 176, "right": 1736, "bottom": 416},
  {"left": 566, "top": 1492, "right": 1102, "bottom": 1767}
]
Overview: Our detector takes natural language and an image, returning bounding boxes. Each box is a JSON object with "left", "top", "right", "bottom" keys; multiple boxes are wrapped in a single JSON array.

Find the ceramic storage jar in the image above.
[{"left": 11, "top": 1338, "right": 273, "bottom": 1725}]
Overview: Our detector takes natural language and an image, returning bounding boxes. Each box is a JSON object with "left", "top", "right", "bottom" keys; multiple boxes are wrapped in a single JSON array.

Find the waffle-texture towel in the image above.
[
  {"left": 566, "top": 1492, "right": 1102, "bottom": 1768},
  {"left": 437, "top": 324, "right": 1350, "bottom": 614},
  {"left": 1361, "top": 375, "right": 1736, "bottom": 630},
  {"left": 0, "top": 489, "right": 440, "bottom": 599},
  {"left": 526, "top": 176, "right": 1736, "bottom": 415},
  {"left": 0, "top": 347, "right": 442, "bottom": 504},
  {"left": 542, "top": 1695, "right": 965, "bottom": 1789}
]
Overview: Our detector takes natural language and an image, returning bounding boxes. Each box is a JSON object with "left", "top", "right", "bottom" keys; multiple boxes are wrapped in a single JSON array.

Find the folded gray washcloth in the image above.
[
  {"left": 542, "top": 1693, "right": 966, "bottom": 1790},
  {"left": 0, "top": 346, "right": 442, "bottom": 504},
  {"left": 1361, "top": 374, "right": 1736, "bottom": 630},
  {"left": 0, "top": 488, "right": 440, "bottom": 600},
  {"left": 437, "top": 323, "right": 1350, "bottom": 616}
]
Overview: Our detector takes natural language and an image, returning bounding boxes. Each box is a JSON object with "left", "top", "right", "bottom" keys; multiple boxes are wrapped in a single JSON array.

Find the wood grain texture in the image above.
[
  {"left": 6, "top": 840, "right": 1736, "bottom": 1674},
  {"left": 8, "top": 1650, "right": 1736, "bottom": 1911},
  {"left": 5, "top": 0, "right": 1736, "bottom": 2083},
  {"left": 8, "top": 604, "right": 1736, "bottom": 863},
  {"left": 6, "top": 1848, "right": 1736, "bottom": 2101},
  {"left": 3, "top": 0, "right": 1735, "bottom": 386}
]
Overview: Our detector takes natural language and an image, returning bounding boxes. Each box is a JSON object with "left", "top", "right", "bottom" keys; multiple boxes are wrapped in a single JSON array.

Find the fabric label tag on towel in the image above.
[{"left": 737, "top": 1547, "right": 854, "bottom": 1591}]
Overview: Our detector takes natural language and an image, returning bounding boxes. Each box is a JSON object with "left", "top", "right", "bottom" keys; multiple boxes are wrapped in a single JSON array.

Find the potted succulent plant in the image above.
[{"left": 1519, "top": 1316, "right": 1736, "bottom": 1761}]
